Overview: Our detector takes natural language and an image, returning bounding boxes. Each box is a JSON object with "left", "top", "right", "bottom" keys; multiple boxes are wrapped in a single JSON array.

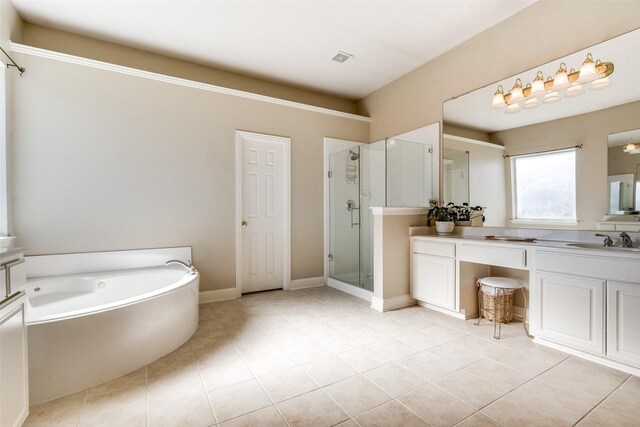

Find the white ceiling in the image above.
[
  {"left": 609, "top": 129, "right": 640, "bottom": 147},
  {"left": 11, "top": 0, "right": 536, "bottom": 99},
  {"left": 444, "top": 28, "right": 640, "bottom": 133}
]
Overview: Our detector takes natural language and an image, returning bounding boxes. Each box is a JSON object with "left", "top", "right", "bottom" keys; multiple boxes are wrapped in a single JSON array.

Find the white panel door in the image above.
[
  {"left": 607, "top": 281, "right": 640, "bottom": 366},
  {"left": 237, "top": 131, "right": 290, "bottom": 294},
  {"left": 411, "top": 253, "right": 455, "bottom": 310},
  {"left": 536, "top": 272, "right": 605, "bottom": 354}
]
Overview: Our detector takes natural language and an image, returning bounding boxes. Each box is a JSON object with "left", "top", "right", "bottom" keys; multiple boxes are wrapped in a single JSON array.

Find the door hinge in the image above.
[
  {"left": 428, "top": 147, "right": 433, "bottom": 154},
  {"left": 328, "top": 253, "right": 334, "bottom": 262},
  {"left": 328, "top": 171, "right": 333, "bottom": 178}
]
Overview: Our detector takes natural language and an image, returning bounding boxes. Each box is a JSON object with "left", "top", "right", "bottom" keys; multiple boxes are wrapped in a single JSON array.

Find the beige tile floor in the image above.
[{"left": 25, "top": 286, "right": 640, "bottom": 427}]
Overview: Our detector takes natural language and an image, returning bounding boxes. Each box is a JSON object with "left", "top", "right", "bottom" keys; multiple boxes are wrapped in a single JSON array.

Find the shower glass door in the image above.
[{"left": 329, "top": 147, "right": 361, "bottom": 288}]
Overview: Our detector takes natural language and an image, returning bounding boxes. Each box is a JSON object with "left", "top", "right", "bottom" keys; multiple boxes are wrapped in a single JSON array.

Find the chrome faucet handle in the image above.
[
  {"left": 619, "top": 232, "right": 634, "bottom": 248},
  {"left": 595, "top": 233, "right": 613, "bottom": 247}
]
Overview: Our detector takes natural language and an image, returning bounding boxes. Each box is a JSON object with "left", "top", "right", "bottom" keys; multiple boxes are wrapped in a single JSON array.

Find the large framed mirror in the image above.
[{"left": 442, "top": 28, "right": 640, "bottom": 230}]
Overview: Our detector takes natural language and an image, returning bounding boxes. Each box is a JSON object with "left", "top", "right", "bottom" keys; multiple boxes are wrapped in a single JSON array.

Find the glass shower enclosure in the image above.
[{"left": 328, "top": 139, "right": 433, "bottom": 292}]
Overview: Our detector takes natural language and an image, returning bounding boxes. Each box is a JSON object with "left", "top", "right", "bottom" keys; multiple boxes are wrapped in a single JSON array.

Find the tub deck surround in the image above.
[
  {"left": 25, "top": 247, "right": 200, "bottom": 405},
  {"left": 22, "top": 286, "right": 639, "bottom": 427},
  {"left": 25, "top": 246, "right": 193, "bottom": 278},
  {"left": 409, "top": 228, "right": 640, "bottom": 376}
]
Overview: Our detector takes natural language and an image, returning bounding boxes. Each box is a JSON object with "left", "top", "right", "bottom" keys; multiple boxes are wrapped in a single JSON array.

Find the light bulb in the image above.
[
  {"left": 566, "top": 85, "right": 584, "bottom": 97},
  {"left": 552, "top": 62, "right": 570, "bottom": 90},
  {"left": 529, "top": 71, "right": 545, "bottom": 98},
  {"left": 590, "top": 76, "right": 610, "bottom": 90},
  {"left": 523, "top": 97, "right": 539, "bottom": 109},
  {"left": 623, "top": 140, "right": 639, "bottom": 154},
  {"left": 507, "top": 79, "right": 524, "bottom": 105},
  {"left": 577, "top": 53, "right": 599, "bottom": 84},
  {"left": 491, "top": 85, "right": 505, "bottom": 108},
  {"left": 505, "top": 103, "right": 521, "bottom": 114},
  {"left": 543, "top": 91, "right": 561, "bottom": 103}
]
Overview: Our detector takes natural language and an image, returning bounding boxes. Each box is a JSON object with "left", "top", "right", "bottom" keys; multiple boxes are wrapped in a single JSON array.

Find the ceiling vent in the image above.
[{"left": 332, "top": 51, "right": 353, "bottom": 63}]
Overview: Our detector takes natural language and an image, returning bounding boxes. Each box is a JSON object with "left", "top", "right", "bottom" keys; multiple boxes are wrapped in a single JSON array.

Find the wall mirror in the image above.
[{"left": 442, "top": 28, "right": 640, "bottom": 229}]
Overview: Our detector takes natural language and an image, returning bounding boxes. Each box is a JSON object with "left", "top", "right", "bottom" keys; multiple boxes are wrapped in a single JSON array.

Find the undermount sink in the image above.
[
  {"left": 567, "top": 243, "right": 640, "bottom": 252},
  {"left": 484, "top": 235, "right": 537, "bottom": 243}
]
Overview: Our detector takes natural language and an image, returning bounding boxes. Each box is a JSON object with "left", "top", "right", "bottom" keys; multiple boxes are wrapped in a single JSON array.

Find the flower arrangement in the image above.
[
  {"left": 427, "top": 202, "right": 455, "bottom": 223},
  {"left": 427, "top": 201, "right": 485, "bottom": 233},
  {"left": 452, "top": 203, "right": 485, "bottom": 225}
]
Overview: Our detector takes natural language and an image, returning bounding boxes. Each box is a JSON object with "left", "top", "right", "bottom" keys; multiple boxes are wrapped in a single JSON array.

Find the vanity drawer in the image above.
[
  {"left": 412, "top": 240, "right": 456, "bottom": 258},
  {"left": 0, "top": 266, "right": 5, "bottom": 300},
  {"left": 6, "top": 260, "right": 26, "bottom": 296},
  {"left": 537, "top": 250, "right": 640, "bottom": 282},
  {"left": 460, "top": 243, "right": 527, "bottom": 269}
]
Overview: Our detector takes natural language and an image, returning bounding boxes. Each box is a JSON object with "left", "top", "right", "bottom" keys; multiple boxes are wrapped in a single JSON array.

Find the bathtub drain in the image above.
[{"left": 98, "top": 281, "right": 106, "bottom": 289}]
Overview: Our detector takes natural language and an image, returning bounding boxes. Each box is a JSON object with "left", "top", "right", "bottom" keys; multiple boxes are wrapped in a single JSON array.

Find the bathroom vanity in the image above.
[
  {"left": 410, "top": 232, "right": 640, "bottom": 375},
  {"left": 0, "top": 248, "right": 28, "bottom": 427}
]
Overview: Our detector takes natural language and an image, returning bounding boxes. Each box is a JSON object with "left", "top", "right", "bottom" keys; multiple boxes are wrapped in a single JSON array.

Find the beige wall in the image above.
[
  {"left": 443, "top": 136, "right": 506, "bottom": 227},
  {"left": 609, "top": 143, "right": 640, "bottom": 176},
  {"left": 9, "top": 52, "right": 368, "bottom": 291},
  {"left": 359, "top": 1, "right": 640, "bottom": 140},
  {"left": 443, "top": 123, "right": 490, "bottom": 144},
  {"left": 490, "top": 101, "right": 640, "bottom": 229},
  {"left": 0, "top": 1, "right": 21, "bottom": 48},
  {"left": 22, "top": 23, "right": 359, "bottom": 115},
  {"left": 373, "top": 214, "right": 426, "bottom": 302}
]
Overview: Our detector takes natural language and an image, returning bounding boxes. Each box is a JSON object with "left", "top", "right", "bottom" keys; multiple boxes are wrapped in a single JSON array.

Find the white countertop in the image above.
[{"left": 411, "top": 233, "right": 640, "bottom": 258}]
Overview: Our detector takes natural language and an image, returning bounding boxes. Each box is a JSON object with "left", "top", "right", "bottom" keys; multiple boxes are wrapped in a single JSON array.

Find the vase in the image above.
[{"left": 435, "top": 221, "right": 455, "bottom": 235}]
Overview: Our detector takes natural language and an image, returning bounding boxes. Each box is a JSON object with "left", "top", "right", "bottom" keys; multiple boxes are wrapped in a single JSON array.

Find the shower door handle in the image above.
[{"left": 346, "top": 199, "right": 360, "bottom": 228}]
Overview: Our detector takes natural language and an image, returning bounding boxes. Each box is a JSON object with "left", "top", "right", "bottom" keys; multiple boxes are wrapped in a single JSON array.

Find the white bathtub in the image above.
[{"left": 26, "top": 265, "right": 199, "bottom": 404}]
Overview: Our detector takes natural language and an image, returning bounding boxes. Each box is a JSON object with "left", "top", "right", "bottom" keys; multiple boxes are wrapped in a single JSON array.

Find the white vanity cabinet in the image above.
[
  {"left": 534, "top": 248, "right": 640, "bottom": 372},
  {"left": 0, "top": 292, "right": 28, "bottom": 427},
  {"left": 0, "top": 249, "right": 29, "bottom": 427},
  {"left": 535, "top": 272, "right": 605, "bottom": 354},
  {"left": 410, "top": 239, "right": 456, "bottom": 310},
  {"left": 607, "top": 281, "right": 640, "bottom": 366},
  {"left": 596, "top": 221, "right": 640, "bottom": 232}
]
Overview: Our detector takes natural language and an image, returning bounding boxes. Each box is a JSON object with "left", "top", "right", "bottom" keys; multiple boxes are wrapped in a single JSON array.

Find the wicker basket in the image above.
[{"left": 481, "top": 289, "right": 514, "bottom": 323}]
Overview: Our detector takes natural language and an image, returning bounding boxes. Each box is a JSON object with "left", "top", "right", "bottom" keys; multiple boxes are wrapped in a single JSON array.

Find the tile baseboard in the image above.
[
  {"left": 290, "top": 276, "right": 325, "bottom": 291},
  {"left": 371, "top": 294, "right": 416, "bottom": 312},
  {"left": 200, "top": 288, "right": 237, "bottom": 304}
]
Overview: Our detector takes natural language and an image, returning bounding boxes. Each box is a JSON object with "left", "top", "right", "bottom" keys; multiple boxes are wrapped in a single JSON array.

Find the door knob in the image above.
[{"left": 241, "top": 221, "right": 248, "bottom": 227}]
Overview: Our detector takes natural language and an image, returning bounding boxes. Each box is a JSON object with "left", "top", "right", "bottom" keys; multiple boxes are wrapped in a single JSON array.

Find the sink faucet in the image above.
[
  {"left": 620, "top": 232, "right": 634, "bottom": 248},
  {"left": 595, "top": 233, "right": 613, "bottom": 247},
  {"left": 166, "top": 259, "right": 197, "bottom": 275}
]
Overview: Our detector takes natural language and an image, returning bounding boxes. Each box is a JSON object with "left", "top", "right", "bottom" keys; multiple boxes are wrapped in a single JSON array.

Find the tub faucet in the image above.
[
  {"left": 166, "top": 259, "right": 197, "bottom": 275},
  {"left": 595, "top": 233, "right": 613, "bottom": 247},
  {"left": 620, "top": 232, "right": 634, "bottom": 248}
]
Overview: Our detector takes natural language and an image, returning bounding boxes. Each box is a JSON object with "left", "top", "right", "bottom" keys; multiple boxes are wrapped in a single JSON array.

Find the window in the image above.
[{"left": 511, "top": 149, "right": 576, "bottom": 222}]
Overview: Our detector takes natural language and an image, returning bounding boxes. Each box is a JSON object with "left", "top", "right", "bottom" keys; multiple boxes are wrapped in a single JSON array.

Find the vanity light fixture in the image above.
[
  {"left": 491, "top": 52, "right": 614, "bottom": 113},
  {"left": 623, "top": 140, "right": 640, "bottom": 154}
]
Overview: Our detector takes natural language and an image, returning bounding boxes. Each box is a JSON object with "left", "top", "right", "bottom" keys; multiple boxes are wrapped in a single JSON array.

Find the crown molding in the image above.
[{"left": 10, "top": 42, "right": 370, "bottom": 123}]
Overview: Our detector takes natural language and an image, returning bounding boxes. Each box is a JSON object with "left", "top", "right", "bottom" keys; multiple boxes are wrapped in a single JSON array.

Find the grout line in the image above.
[
  {"left": 194, "top": 308, "right": 221, "bottom": 427},
  {"left": 74, "top": 389, "right": 89, "bottom": 427},
  {"left": 571, "top": 376, "right": 632, "bottom": 426},
  {"left": 233, "top": 340, "right": 292, "bottom": 427},
  {"left": 144, "top": 366, "right": 149, "bottom": 427}
]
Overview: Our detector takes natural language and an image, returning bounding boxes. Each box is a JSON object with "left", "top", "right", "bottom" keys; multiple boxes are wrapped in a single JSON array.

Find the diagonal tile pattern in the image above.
[{"left": 25, "top": 286, "right": 638, "bottom": 426}]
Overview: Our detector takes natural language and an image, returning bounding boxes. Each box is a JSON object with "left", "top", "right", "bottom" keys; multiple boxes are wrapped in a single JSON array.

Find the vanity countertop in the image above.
[{"left": 411, "top": 233, "right": 640, "bottom": 258}]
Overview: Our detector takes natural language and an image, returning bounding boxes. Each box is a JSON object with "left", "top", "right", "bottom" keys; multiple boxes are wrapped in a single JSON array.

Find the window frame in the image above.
[{"left": 509, "top": 148, "right": 579, "bottom": 226}]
